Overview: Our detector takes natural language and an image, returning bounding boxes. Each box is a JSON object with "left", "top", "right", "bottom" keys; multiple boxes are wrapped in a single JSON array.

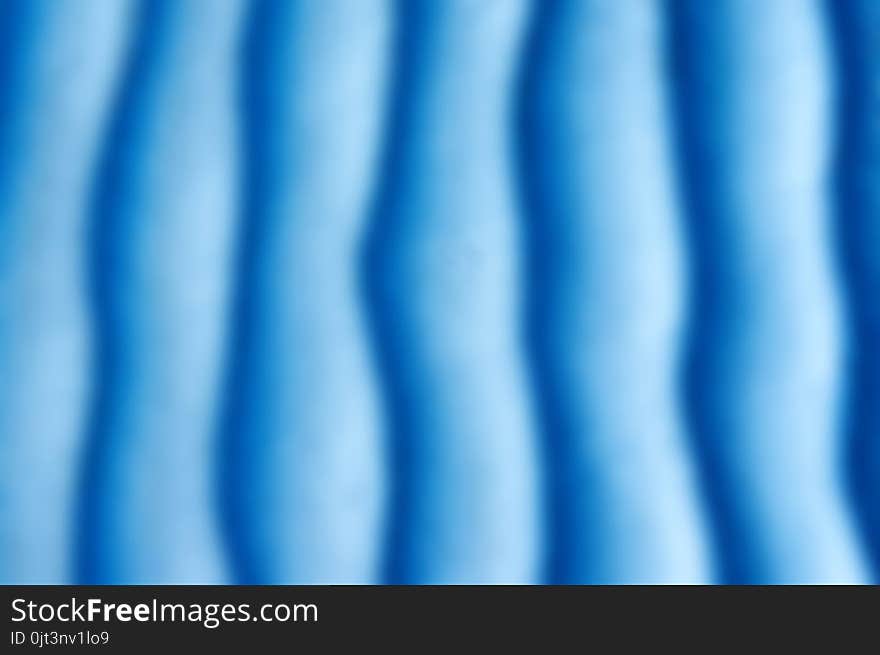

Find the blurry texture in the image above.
[
  {"left": 0, "top": 0, "right": 132, "bottom": 584},
  {"left": 81, "top": 0, "right": 243, "bottom": 584},
  {"left": 828, "top": 0, "right": 880, "bottom": 577},
  {"left": 0, "top": 0, "right": 878, "bottom": 584},
  {"left": 521, "top": 0, "right": 711, "bottom": 583},
  {"left": 364, "top": 0, "right": 542, "bottom": 583},
  {"left": 670, "top": 0, "right": 867, "bottom": 583},
  {"left": 223, "top": 0, "right": 389, "bottom": 584}
]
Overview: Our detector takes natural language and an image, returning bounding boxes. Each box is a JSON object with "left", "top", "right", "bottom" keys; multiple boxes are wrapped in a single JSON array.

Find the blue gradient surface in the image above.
[{"left": 1, "top": 0, "right": 878, "bottom": 584}]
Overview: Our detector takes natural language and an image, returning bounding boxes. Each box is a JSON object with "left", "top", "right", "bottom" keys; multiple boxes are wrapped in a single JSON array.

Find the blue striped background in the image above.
[{"left": 1, "top": 0, "right": 878, "bottom": 584}]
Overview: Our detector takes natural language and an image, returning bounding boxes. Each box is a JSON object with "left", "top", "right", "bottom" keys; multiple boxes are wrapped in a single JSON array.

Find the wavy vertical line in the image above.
[
  {"left": 79, "top": 0, "right": 244, "bottom": 584},
  {"left": 517, "top": 0, "right": 713, "bottom": 584},
  {"left": 669, "top": 0, "right": 869, "bottom": 583},
  {"left": 826, "top": 0, "right": 880, "bottom": 579},
  {"left": 0, "top": 0, "right": 132, "bottom": 584},
  {"left": 362, "top": 0, "right": 543, "bottom": 584},
  {"left": 220, "top": 0, "right": 391, "bottom": 584}
]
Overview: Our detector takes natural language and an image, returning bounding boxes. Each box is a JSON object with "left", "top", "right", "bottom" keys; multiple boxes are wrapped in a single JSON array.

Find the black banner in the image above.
[{"left": 1, "top": 585, "right": 875, "bottom": 651}]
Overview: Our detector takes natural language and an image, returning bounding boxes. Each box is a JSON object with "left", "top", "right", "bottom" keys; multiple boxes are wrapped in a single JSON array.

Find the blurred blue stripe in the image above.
[
  {"left": 364, "top": 0, "right": 543, "bottom": 583},
  {"left": 828, "top": 0, "right": 880, "bottom": 579},
  {"left": 519, "top": 0, "right": 712, "bottom": 583},
  {"left": 79, "top": 0, "right": 243, "bottom": 584},
  {"left": 222, "top": 0, "right": 389, "bottom": 584},
  {"left": 0, "top": 0, "right": 132, "bottom": 584},
  {"left": 670, "top": 0, "right": 868, "bottom": 582}
]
